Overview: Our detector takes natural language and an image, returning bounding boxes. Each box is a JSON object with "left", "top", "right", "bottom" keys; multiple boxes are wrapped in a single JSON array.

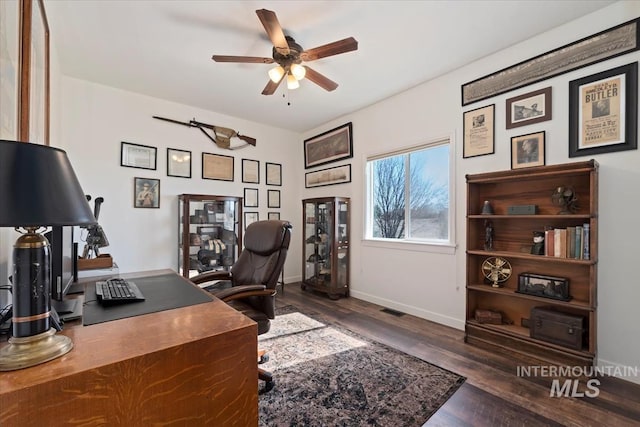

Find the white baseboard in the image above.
[{"left": 597, "top": 358, "right": 640, "bottom": 385}]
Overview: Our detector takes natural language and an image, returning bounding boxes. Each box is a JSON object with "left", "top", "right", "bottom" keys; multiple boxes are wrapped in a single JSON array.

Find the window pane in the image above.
[
  {"left": 371, "top": 155, "right": 405, "bottom": 238},
  {"left": 408, "top": 145, "right": 449, "bottom": 240}
]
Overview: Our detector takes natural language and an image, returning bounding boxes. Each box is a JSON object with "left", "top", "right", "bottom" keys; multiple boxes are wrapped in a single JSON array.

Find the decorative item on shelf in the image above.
[
  {"left": 551, "top": 186, "right": 578, "bottom": 214},
  {"left": 0, "top": 140, "right": 96, "bottom": 371},
  {"left": 531, "top": 231, "right": 545, "bottom": 255},
  {"left": 483, "top": 220, "right": 494, "bottom": 251},
  {"left": 481, "top": 200, "right": 494, "bottom": 215},
  {"left": 517, "top": 273, "right": 571, "bottom": 301},
  {"left": 474, "top": 309, "right": 502, "bottom": 325},
  {"left": 530, "top": 306, "right": 585, "bottom": 350},
  {"left": 481, "top": 256, "right": 512, "bottom": 288},
  {"left": 507, "top": 204, "right": 538, "bottom": 215}
]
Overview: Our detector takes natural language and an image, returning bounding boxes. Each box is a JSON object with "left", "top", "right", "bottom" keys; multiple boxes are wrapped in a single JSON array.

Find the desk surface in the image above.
[{"left": 0, "top": 269, "right": 258, "bottom": 426}]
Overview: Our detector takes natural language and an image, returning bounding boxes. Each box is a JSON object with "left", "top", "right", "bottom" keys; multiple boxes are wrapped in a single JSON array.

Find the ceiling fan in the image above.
[{"left": 211, "top": 9, "right": 358, "bottom": 95}]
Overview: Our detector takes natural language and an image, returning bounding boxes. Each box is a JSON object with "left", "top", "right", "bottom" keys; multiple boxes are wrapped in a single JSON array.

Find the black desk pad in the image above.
[{"left": 82, "top": 272, "right": 213, "bottom": 326}]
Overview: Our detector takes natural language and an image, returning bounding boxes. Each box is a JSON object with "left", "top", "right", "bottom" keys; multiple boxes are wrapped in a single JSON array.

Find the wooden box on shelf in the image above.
[{"left": 465, "top": 160, "right": 598, "bottom": 366}]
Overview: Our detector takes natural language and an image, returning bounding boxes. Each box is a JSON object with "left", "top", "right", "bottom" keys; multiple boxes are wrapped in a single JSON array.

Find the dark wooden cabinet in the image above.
[
  {"left": 178, "top": 194, "right": 242, "bottom": 278},
  {"left": 301, "top": 197, "right": 350, "bottom": 299},
  {"left": 465, "top": 160, "right": 598, "bottom": 366}
]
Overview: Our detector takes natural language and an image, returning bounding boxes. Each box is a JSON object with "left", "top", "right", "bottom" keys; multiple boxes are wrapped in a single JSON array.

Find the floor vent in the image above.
[{"left": 381, "top": 308, "right": 405, "bottom": 317}]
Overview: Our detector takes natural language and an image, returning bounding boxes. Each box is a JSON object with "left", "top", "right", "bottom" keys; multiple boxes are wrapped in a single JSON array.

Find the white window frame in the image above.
[{"left": 363, "top": 135, "right": 456, "bottom": 254}]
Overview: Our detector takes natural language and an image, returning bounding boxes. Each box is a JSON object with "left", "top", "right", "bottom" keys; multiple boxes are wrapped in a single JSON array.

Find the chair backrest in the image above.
[{"left": 231, "top": 220, "right": 291, "bottom": 291}]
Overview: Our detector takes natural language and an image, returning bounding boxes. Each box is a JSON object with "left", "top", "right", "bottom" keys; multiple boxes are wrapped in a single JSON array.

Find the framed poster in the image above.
[
  {"left": 202, "top": 152, "right": 234, "bottom": 181},
  {"left": 305, "top": 164, "right": 351, "bottom": 188},
  {"left": 569, "top": 62, "right": 638, "bottom": 157},
  {"left": 267, "top": 190, "right": 281, "bottom": 208},
  {"left": 134, "top": 177, "right": 160, "bottom": 208},
  {"left": 304, "top": 122, "right": 353, "bottom": 169},
  {"left": 265, "top": 162, "right": 282, "bottom": 186},
  {"left": 167, "top": 148, "right": 191, "bottom": 178},
  {"left": 463, "top": 104, "right": 495, "bottom": 158},
  {"left": 506, "top": 87, "right": 552, "bottom": 129},
  {"left": 242, "top": 158, "right": 260, "bottom": 184},
  {"left": 121, "top": 141, "right": 157, "bottom": 170},
  {"left": 0, "top": 0, "right": 19, "bottom": 140},
  {"left": 244, "top": 188, "right": 258, "bottom": 208},
  {"left": 511, "top": 131, "right": 545, "bottom": 169}
]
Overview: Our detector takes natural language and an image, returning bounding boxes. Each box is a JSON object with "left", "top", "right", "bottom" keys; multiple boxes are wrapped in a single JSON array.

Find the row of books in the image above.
[{"left": 544, "top": 224, "right": 590, "bottom": 259}]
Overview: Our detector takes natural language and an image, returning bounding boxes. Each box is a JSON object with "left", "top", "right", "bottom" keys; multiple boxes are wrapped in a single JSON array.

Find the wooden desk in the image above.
[{"left": 0, "top": 270, "right": 258, "bottom": 426}]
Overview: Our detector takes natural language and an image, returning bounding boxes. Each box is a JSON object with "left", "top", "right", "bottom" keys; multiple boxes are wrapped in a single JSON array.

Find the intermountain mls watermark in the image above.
[{"left": 517, "top": 365, "right": 639, "bottom": 398}]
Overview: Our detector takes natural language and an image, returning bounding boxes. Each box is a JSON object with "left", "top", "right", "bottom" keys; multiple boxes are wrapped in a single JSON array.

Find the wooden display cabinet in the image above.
[
  {"left": 301, "top": 197, "right": 350, "bottom": 299},
  {"left": 465, "top": 160, "right": 598, "bottom": 366},
  {"left": 179, "top": 194, "right": 242, "bottom": 278}
]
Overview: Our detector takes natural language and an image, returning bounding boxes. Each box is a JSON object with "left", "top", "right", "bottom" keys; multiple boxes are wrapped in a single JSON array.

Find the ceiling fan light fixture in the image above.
[
  {"left": 268, "top": 65, "right": 285, "bottom": 83},
  {"left": 290, "top": 63, "right": 306, "bottom": 80},
  {"left": 286, "top": 73, "right": 300, "bottom": 90}
]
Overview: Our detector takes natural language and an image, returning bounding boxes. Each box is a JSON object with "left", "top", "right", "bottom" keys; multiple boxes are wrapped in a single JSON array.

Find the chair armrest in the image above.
[
  {"left": 213, "top": 285, "right": 275, "bottom": 302},
  {"left": 190, "top": 270, "right": 232, "bottom": 285}
]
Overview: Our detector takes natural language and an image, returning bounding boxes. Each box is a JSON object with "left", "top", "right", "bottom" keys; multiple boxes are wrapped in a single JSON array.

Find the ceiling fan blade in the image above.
[
  {"left": 300, "top": 37, "right": 358, "bottom": 61},
  {"left": 211, "top": 55, "right": 274, "bottom": 64},
  {"left": 261, "top": 75, "right": 284, "bottom": 96},
  {"left": 303, "top": 66, "right": 338, "bottom": 91},
  {"left": 256, "top": 9, "right": 289, "bottom": 55}
]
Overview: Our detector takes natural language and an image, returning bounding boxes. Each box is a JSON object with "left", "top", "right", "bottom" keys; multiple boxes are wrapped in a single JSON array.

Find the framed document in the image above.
[
  {"left": 463, "top": 104, "right": 495, "bottom": 158},
  {"left": 167, "top": 148, "right": 191, "bottom": 178},
  {"left": 121, "top": 141, "right": 157, "bottom": 170},
  {"left": 304, "top": 122, "right": 353, "bottom": 169},
  {"left": 244, "top": 188, "right": 258, "bottom": 208},
  {"left": 569, "top": 62, "right": 638, "bottom": 157},
  {"left": 267, "top": 190, "right": 281, "bottom": 208},
  {"left": 265, "top": 162, "right": 282, "bottom": 186},
  {"left": 242, "top": 158, "right": 259, "bottom": 184},
  {"left": 244, "top": 212, "right": 259, "bottom": 229},
  {"left": 202, "top": 152, "right": 234, "bottom": 181}
]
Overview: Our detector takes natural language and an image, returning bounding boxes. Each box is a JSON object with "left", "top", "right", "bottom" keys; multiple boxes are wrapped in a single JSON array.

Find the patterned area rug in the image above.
[{"left": 258, "top": 308, "right": 465, "bottom": 426}]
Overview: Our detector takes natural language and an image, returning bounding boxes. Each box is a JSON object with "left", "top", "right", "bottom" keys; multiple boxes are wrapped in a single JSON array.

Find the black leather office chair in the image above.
[{"left": 190, "top": 220, "right": 292, "bottom": 393}]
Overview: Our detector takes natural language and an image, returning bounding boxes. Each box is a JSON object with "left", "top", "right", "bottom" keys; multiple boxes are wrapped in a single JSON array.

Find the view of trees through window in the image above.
[{"left": 369, "top": 142, "right": 449, "bottom": 241}]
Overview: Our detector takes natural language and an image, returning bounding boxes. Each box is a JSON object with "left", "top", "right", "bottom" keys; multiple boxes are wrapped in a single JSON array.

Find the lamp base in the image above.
[{"left": 0, "top": 328, "right": 73, "bottom": 371}]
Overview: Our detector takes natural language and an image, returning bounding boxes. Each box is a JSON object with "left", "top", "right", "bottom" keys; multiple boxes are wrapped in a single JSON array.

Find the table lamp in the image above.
[{"left": 0, "top": 140, "right": 96, "bottom": 371}]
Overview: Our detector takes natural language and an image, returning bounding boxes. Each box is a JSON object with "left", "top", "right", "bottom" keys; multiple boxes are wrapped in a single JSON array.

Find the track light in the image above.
[
  {"left": 286, "top": 73, "right": 300, "bottom": 90},
  {"left": 290, "top": 63, "right": 306, "bottom": 80},
  {"left": 268, "top": 66, "right": 285, "bottom": 83}
]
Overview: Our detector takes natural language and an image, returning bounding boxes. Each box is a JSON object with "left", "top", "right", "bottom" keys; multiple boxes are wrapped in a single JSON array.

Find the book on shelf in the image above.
[
  {"left": 583, "top": 223, "right": 590, "bottom": 260},
  {"left": 567, "top": 226, "right": 576, "bottom": 258},
  {"left": 545, "top": 229, "right": 554, "bottom": 256},
  {"left": 544, "top": 225, "right": 591, "bottom": 260},
  {"left": 554, "top": 228, "right": 567, "bottom": 258},
  {"left": 575, "top": 225, "right": 583, "bottom": 259}
]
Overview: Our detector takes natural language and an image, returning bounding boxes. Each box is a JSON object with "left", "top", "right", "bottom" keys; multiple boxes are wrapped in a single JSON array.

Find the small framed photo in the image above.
[
  {"left": 506, "top": 87, "right": 552, "bottom": 129},
  {"left": 242, "top": 158, "right": 260, "bottom": 184},
  {"left": 516, "top": 273, "right": 570, "bottom": 301},
  {"left": 266, "top": 162, "right": 282, "bottom": 186},
  {"left": 121, "top": 141, "right": 157, "bottom": 170},
  {"left": 244, "top": 188, "right": 258, "bottom": 208},
  {"left": 511, "top": 131, "right": 545, "bottom": 169},
  {"left": 244, "top": 212, "right": 259, "bottom": 229},
  {"left": 134, "top": 177, "right": 160, "bottom": 208},
  {"left": 463, "top": 104, "right": 495, "bottom": 158},
  {"left": 167, "top": 148, "right": 191, "bottom": 178},
  {"left": 304, "top": 122, "right": 353, "bottom": 169},
  {"left": 202, "top": 152, "right": 234, "bottom": 181},
  {"left": 569, "top": 62, "right": 638, "bottom": 157},
  {"left": 267, "top": 190, "right": 281, "bottom": 208},
  {"left": 268, "top": 212, "right": 280, "bottom": 220}
]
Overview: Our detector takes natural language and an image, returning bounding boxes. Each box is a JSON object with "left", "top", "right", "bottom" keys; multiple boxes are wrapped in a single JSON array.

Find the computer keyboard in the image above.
[{"left": 96, "top": 278, "right": 145, "bottom": 305}]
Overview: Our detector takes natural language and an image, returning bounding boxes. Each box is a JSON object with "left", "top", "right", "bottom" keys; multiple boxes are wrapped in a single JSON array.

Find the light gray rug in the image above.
[{"left": 258, "top": 309, "right": 465, "bottom": 426}]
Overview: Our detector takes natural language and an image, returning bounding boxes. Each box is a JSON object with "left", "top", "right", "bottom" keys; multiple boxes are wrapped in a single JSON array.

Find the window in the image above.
[{"left": 366, "top": 139, "right": 451, "bottom": 244}]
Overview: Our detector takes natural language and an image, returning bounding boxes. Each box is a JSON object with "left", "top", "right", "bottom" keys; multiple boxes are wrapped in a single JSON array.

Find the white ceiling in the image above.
[{"left": 45, "top": 0, "right": 615, "bottom": 133}]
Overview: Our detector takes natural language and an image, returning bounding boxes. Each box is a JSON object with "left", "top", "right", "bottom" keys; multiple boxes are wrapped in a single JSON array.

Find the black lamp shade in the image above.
[{"left": 0, "top": 140, "right": 96, "bottom": 227}]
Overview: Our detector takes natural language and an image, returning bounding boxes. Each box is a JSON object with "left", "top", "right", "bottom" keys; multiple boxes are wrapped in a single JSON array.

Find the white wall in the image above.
[
  {"left": 302, "top": 1, "right": 640, "bottom": 381},
  {"left": 54, "top": 77, "right": 302, "bottom": 281}
]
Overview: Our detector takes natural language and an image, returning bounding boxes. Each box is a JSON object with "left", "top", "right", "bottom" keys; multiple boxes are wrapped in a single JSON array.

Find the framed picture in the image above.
[
  {"left": 511, "top": 131, "right": 545, "bottom": 169},
  {"left": 244, "top": 212, "right": 259, "bottom": 229},
  {"left": 463, "top": 104, "right": 495, "bottom": 158},
  {"left": 244, "top": 188, "right": 258, "bottom": 208},
  {"left": 304, "top": 122, "right": 353, "bottom": 169},
  {"left": 462, "top": 18, "right": 640, "bottom": 106},
  {"left": 267, "top": 190, "right": 281, "bottom": 208},
  {"left": 268, "top": 212, "right": 280, "bottom": 220},
  {"left": 121, "top": 141, "right": 157, "bottom": 170},
  {"left": 265, "top": 162, "right": 282, "bottom": 186},
  {"left": 134, "top": 177, "right": 160, "bottom": 208},
  {"left": 305, "top": 164, "right": 352, "bottom": 188},
  {"left": 0, "top": 0, "right": 19, "bottom": 140},
  {"left": 242, "top": 158, "right": 260, "bottom": 184},
  {"left": 516, "top": 273, "right": 570, "bottom": 302},
  {"left": 506, "top": 87, "right": 552, "bottom": 129},
  {"left": 167, "top": 148, "right": 191, "bottom": 178},
  {"left": 202, "top": 152, "right": 234, "bottom": 181},
  {"left": 569, "top": 62, "right": 638, "bottom": 157},
  {"left": 18, "top": 0, "right": 50, "bottom": 145}
]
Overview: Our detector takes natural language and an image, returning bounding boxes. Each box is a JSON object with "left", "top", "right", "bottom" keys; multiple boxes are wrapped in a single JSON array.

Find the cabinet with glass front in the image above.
[
  {"left": 178, "top": 194, "right": 242, "bottom": 278},
  {"left": 301, "top": 197, "right": 350, "bottom": 299}
]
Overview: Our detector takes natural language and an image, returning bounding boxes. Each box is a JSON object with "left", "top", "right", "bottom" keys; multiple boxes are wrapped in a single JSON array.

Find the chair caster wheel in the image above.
[
  {"left": 259, "top": 354, "right": 269, "bottom": 364},
  {"left": 260, "top": 380, "right": 275, "bottom": 394}
]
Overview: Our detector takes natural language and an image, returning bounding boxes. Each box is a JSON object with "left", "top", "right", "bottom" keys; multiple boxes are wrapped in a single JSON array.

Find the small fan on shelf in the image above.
[
  {"left": 551, "top": 186, "right": 578, "bottom": 214},
  {"left": 482, "top": 256, "right": 512, "bottom": 288}
]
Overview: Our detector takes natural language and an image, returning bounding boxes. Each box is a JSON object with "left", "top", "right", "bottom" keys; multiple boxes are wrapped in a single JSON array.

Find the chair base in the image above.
[{"left": 259, "top": 367, "right": 274, "bottom": 393}]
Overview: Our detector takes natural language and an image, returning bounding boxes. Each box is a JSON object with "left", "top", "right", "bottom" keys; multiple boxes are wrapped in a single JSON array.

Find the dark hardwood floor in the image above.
[{"left": 275, "top": 283, "right": 640, "bottom": 427}]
